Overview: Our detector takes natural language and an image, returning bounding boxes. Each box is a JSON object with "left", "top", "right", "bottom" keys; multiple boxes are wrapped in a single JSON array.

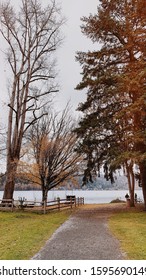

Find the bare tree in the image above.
[
  {"left": 18, "top": 106, "right": 82, "bottom": 203},
  {"left": 0, "top": 0, "right": 64, "bottom": 200}
]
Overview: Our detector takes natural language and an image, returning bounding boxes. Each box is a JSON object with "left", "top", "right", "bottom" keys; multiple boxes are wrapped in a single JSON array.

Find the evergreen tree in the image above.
[{"left": 75, "top": 0, "right": 146, "bottom": 207}]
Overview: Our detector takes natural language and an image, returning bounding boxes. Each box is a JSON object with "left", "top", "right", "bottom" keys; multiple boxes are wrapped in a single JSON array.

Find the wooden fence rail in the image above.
[{"left": 0, "top": 197, "right": 84, "bottom": 214}]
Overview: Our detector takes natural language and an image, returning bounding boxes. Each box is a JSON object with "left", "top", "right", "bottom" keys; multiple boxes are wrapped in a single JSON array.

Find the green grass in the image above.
[
  {"left": 0, "top": 210, "right": 71, "bottom": 260},
  {"left": 109, "top": 211, "right": 146, "bottom": 259}
]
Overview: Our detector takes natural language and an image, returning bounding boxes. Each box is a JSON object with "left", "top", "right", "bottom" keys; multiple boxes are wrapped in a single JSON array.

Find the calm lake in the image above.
[{"left": 0, "top": 189, "right": 143, "bottom": 204}]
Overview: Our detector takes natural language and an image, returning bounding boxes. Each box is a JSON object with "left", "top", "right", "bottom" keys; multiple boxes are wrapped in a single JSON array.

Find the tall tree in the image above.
[
  {"left": 0, "top": 0, "right": 64, "bottom": 200},
  {"left": 75, "top": 0, "right": 146, "bottom": 206},
  {"left": 18, "top": 106, "right": 81, "bottom": 203}
]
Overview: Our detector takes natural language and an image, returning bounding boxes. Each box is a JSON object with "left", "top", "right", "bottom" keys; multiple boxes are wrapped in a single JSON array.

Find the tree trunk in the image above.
[
  {"left": 42, "top": 188, "right": 48, "bottom": 214},
  {"left": 42, "top": 186, "right": 48, "bottom": 203},
  {"left": 42, "top": 185, "right": 47, "bottom": 203},
  {"left": 125, "top": 161, "right": 135, "bottom": 207},
  {"left": 139, "top": 162, "right": 146, "bottom": 210},
  {"left": 3, "top": 159, "right": 18, "bottom": 201},
  {"left": 129, "top": 169, "right": 135, "bottom": 207},
  {"left": 3, "top": 181, "right": 15, "bottom": 200},
  {"left": 130, "top": 187, "right": 135, "bottom": 207}
]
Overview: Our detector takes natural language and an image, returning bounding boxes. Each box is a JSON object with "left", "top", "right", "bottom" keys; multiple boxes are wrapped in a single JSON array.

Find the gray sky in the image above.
[
  {"left": 0, "top": 0, "right": 99, "bottom": 123},
  {"left": 55, "top": 0, "right": 99, "bottom": 115}
]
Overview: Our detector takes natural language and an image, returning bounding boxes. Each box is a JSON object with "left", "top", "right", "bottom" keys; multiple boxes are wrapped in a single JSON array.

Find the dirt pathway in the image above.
[{"left": 32, "top": 204, "right": 126, "bottom": 260}]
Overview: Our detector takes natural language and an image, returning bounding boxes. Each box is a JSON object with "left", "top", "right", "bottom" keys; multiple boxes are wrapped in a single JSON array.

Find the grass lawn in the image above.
[
  {"left": 109, "top": 210, "right": 146, "bottom": 259},
  {"left": 0, "top": 210, "right": 71, "bottom": 260}
]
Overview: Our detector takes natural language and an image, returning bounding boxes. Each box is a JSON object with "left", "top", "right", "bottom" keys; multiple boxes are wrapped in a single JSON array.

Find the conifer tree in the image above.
[{"left": 75, "top": 0, "right": 146, "bottom": 207}]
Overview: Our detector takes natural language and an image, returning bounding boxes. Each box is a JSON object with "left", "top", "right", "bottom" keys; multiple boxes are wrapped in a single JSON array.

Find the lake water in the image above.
[{"left": 0, "top": 189, "right": 143, "bottom": 204}]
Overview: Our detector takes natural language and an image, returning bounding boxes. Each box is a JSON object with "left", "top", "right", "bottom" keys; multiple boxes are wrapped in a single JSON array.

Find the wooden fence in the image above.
[{"left": 0, "top": 197, "right": 84, "bottom": 214}]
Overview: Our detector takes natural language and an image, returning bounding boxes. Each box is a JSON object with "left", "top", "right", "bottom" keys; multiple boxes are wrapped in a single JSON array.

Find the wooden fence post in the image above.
[
  {"left": 82, "top": 197, "right": 84, "bottom": 205},
  {"left": 77, "top": 197, "right": 79, "bottom": 206},
  {"left": 70, "top": 197, "right": 73, "bottom": 209},
  {"left": 75, "top": 197, "right": 76, "bottom": 208},
  {"left": 57, "top": 197, "right": 60, "bottom": 211}
]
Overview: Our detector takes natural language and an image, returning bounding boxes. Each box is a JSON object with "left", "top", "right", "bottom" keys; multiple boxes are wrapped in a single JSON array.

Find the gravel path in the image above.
[{"left": 32, "top": 205, "right": 126, "bottom": 260}]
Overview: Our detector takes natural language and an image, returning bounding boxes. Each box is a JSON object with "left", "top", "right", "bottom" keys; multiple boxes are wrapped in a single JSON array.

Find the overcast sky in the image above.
[
  {"left": 55, "top": 0, "right": 100, "bottom": 115},
  {"left": 0, "top": 0, "right": 100, "bottom": 123}
]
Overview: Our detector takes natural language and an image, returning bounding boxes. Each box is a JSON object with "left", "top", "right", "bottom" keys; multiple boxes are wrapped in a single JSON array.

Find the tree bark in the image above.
[
  {"left": 42, "top": 188, "right": 48, "bottom": 214},
  {"left": 139, "top": 162, "right": 146, "bottom": 210},
  {"left": 41, "top": 185, "right": 48, "bottom": 204},
  {"left": 130, "top": 169, "right": 135, "bottom": 207},
  {"left": 125, "top": 161, "right": 135, "bottom": 207},
  {"left": 3, "top": 159, "right": 18, "bottom": 200}
]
